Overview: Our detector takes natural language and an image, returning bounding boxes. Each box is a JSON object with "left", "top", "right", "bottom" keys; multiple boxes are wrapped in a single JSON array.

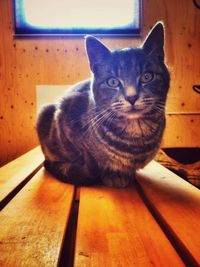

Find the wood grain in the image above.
[
  {"left": 0, "top": 0, "right": 200, "bottom": 165},
  {"left": 0, "top": 146, "right": 44, "bottom": 208},
  {"left": 136, "top": 161, "right": 200, "bottom": 266},
  {"left": 163, "top": 114, "right": 200, "bottom": 147},
  {"left": 0, "top": 168, "right": 75, "bottom": 267},
  {"left": 74, "top": 186, "right": 184, "bottom": 267}
]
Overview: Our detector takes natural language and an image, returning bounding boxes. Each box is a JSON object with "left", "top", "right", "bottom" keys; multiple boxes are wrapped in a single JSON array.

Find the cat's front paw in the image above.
[{"left": 102, "top": 176, "right": 131, "bottom": 188}]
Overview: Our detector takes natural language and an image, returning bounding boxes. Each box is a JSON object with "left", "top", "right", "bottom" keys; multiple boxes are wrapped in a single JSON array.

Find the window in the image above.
[{"left": 14, "top": 0, "right": 141, "bottom": 36}]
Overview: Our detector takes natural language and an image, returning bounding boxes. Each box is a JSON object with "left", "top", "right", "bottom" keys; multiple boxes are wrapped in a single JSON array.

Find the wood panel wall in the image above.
[{"left": 0, "top": 0, "right": 199, "bottom": 166}]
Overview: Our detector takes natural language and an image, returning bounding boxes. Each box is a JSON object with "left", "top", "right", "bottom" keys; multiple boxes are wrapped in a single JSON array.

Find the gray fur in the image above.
[{"left": 36, "top": 22, "right": 170, "bottom": 187}]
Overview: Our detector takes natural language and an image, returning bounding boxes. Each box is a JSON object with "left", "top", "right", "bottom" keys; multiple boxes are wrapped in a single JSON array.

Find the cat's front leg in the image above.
[{"left": 101, "top": 171, "right": 135, "bottom": 188}]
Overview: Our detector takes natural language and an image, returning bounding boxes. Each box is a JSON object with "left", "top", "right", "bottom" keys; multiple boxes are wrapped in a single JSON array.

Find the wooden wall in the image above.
[{"left": 0, "top": 0, "right": 200, "bottom": 166}]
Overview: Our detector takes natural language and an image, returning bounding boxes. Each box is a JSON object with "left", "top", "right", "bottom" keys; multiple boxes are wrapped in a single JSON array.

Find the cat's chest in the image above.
[
  {"left": 84, "top": 116, "right": 163, "bottom": 166},
  {"left": 125, "top": 118, "right": 164, "bottom": 139}
]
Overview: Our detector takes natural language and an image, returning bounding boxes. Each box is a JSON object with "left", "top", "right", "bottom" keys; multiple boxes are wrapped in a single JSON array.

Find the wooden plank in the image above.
[
  {"left": 74, "top": 186, "right": 184, "bottom": 267},
  {"left": 0, "top": 146, "right": 44, "bottom": 208},
  {"left": 136, "top": 161, "right": 200, "bottom": 266},
  {"left": 163, "top": 114, "right": 200, "bottom": 147},
  {"left": 0, "top": 168, "right": 75, "bottom": 267}
]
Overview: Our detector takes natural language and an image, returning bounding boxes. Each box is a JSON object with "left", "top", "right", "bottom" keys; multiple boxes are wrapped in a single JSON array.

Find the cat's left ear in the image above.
[
  {"left": 142, "top": 22, "right": 165, "bottom": 60},
  {"left": 85, "top": 35, "right": 111, "bottom": 72}
]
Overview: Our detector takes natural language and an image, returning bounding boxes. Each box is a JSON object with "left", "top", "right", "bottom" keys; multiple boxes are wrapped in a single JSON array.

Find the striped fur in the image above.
[{"left": 37, "top": 22, "right": 170, "bottom": 187}]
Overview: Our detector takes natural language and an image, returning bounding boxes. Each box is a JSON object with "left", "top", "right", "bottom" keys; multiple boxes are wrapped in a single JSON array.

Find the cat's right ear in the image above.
[
  {"left": 85, "top": 36, "right": 111, "bottom": 72},
  {"left": 142, "top": 22, "right": 165, "bottom": 61}
]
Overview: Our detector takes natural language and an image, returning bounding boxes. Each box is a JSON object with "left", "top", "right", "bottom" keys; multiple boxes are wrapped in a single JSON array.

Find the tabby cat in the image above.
[{"left": 37, "top": 22, "right": 170, "bottom": 187}]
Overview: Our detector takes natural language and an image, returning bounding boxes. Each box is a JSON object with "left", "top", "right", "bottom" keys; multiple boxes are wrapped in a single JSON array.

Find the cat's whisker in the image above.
[
  {"left": 83, "top": 108, "right": 113, "bottom": 139},
  {"left": 106, "top": 112, "right": 118, "bottom": 129},
  {"left": 156, "top": 100, "right": 166, "bottom": 105},
  {"left": 152, "top": 107, "right": 165, "bottom": 115},
  {"left": 87, "top": 114, "right": 110, "bottom": 140},
  {"left": 155, "top": 106, "right": 165, "bottom": 112},
  {"left": 155, "top": 103, "right": 166, "bottom": 110},
  {"left": 142, "top": 98, "right": 154, "bottom": 102},
  {"left": 67, "top": 105, "right": 102, "bottom": 124},
  {"left": 91, "top": 113, "right": 109, "bottom": 130},
  {"left": 82, "top": 107, "right": 111, "bottom": 128},
  {"left": 110, "top": 104, "right": 124, "bottom": 111},
  {"left": 93, "top": 108, "right": 116, "bottom": 130},
  {"left": 95, "top": 112, "right": 113, "bottom": 133},
  {"left": 94, "top": 109, "right": 114, "bottom": 128}
]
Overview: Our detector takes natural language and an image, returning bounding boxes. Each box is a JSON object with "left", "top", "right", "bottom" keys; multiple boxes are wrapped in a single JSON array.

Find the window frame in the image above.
[{"left": 13, "top": 0, "right": 142, "bottom": 37}]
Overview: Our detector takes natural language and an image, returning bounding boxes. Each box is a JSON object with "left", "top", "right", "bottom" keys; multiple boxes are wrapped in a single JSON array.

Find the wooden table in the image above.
[{"left": 0, "top": 147, "right": 199, "bottom": 267}]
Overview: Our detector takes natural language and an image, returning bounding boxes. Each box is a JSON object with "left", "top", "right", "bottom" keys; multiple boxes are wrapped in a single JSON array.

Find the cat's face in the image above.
[{"left": 86, "top": 23, "right": 170, "bottom": 120}]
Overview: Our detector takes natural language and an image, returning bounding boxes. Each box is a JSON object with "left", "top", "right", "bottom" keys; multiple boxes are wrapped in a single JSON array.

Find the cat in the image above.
[{"left": 36, "top": 22, "right": 170, "bottom": 187}]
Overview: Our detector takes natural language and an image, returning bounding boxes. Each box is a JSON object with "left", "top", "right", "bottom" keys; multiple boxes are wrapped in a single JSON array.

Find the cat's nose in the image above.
[{"left": 125, "top": 95, "right": 139, "bottom": 106}]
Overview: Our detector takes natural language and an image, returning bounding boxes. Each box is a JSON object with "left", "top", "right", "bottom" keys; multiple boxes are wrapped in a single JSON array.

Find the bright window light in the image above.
[{"left": 14, "top": 0, "right": 141, "bottom": 36}]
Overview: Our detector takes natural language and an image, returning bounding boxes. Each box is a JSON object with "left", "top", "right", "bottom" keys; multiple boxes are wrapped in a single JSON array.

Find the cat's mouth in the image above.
[
  {"left": 127, "top": 106, "right": 141, "bottom": 113},
  {"left": 124, "top": 106, "right": 144, "bottom": 119},
  {"left": 126, "top": 104, "right": 146, "bottom": 114},
  {"left": 112, "top": 101, "right": 156, "bottom": 119},
  {"left": 123, "top": 103, "right": 157, "bottom": 119}
]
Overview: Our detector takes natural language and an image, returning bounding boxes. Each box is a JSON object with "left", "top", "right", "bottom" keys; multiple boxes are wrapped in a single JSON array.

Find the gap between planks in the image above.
[
  {"left": 0, "top": 163, "right": 43, "bottom": 211},
  {"left": 73, "top": 185, "right": 184, "bottom": 267},
  {"left": 58, "top": 186, "right": 80, "bottom": 267},
  {"left": 0, "top": 168, "right": 75, "bottom": 267},
  {"left": 135, "top": 181, "right": 199, "bottom": 267},
  {"left": 0, "top": 146, "right": 44, "bottom": 210},
  {"left": 136, "top": 161, "right": 200, "bottom": 267}
]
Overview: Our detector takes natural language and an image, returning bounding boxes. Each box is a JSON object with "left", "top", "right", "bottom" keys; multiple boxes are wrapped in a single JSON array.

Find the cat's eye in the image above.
[
  {"left": 107, "top": 77, "right": 120, "bottom": 88},
  {"left": 140, "top": 72, "right": 154, "bottom": 83}
]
